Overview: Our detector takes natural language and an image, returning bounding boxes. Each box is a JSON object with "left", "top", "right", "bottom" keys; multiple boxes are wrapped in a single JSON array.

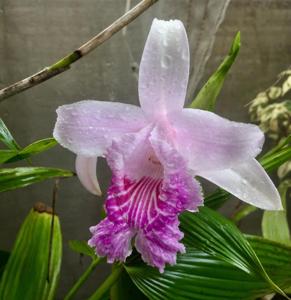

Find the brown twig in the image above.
[{"left": 0, "top": 0, "right": 158, "bottom": 102}]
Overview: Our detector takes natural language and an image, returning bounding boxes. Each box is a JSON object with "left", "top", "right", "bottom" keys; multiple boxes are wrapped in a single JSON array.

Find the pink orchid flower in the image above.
[{"left": 53, "top": 19, "right": 282, "bottom": 272}]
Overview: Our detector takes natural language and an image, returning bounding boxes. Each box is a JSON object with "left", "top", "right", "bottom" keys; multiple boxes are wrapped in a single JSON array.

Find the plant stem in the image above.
[
  {"left": 64, "top": 257, "right": 101, "bottom": 300},
  {"left": 232, "top": 204, "right": 257, "bottom": 223},
  {"left": 88, "top": 265, "right": 123, "bottom": 300},
  {"left": 0, "top": 0, "right": 158, "bottom": 102},
  {"left": 47, "top": 179, "right": 60, "bottom": 282}
]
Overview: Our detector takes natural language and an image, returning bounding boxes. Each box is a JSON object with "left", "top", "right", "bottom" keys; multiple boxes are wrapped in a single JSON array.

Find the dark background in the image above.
[{"left": 0, "top": 0, "right": 290, "bottom": 299}]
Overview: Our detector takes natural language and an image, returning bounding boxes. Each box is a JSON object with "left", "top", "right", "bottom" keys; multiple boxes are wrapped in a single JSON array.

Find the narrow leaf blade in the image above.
[
  {"left": 0, "top": 167, "right": 74, "bottom": 192},
  {"left": 4, "top": 138, "right": 57, "bottom": 164},
  {"left": 0, "top": 119, "right": 20, "bottom": 150},
  {"left": 0, "top": 150, "right": 18, "bottom": 164},
  {"left": 189, "top": 32, "right": 240, "bottom": 111}
]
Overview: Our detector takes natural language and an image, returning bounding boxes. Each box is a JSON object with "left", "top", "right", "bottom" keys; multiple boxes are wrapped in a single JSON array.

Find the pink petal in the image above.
[
  {"left": 75, "top": 155, "right": 101, "bottom": 196},
  {"left": 138, "top": 19, "right": 189, "bottom": 120},
  {"left": 88, "top": 219, "right": 134, "bottom": 262},
  {"left": 135, "top": 219, "right": 186, "bottom": 273},
  {"left": 53, "top": 100, "right": 147, "bottom": 156},
  {"left": 169, "top": 108, "right": 264, "bottom": 172},
  {"left": 198, "top": 158, "right": 282, "bottom": 210},
  {"left": 89, "top": 127, "right": 203, "bottom": 272}
]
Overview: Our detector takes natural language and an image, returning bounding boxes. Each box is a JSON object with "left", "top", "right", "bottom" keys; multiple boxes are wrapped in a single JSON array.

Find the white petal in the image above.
[
  {"left": 53, "top": 100, "right": 147, "bottom": 157},
  {"left": 198, "top": 158, "right": 282, "bottom": 210},
  {"left": 169, "top": 108, "right": 264, "bottom": 172},
  {"left": 75, "top": 155, "right": 101, "bottom": 196},
  {"left": 138, "top": 19, "right": 190, "bottom": 119}
]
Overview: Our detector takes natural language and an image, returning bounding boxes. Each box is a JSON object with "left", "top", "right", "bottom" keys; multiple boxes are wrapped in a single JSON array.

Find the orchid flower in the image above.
[{"left": 53, "top": 19, "right": 282, "bottom": 272}]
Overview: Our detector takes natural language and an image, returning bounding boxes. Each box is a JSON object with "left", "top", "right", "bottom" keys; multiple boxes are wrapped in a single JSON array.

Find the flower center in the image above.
[{"left": 148, "top": 154, "right": 161, "bottom": 166}]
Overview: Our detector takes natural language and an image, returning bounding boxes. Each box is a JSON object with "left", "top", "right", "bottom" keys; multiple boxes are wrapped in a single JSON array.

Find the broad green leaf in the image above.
[
  {"left": 0, "top": 167, "right": 74, "bottom": 192},
  {"left": 180, "top": 208, "right": 263, "bottom": 274},
  {"left": 262, "top": 180, "right": 291, "bottom": 246},
  {"left": 69, "top": 240, "right": 97, "bottom": 259},
  {"left": 247, "top": 236, "right": 291, "bottom": 292},
  {"left": 0, "top": 205, "right": 62, "bottom": 300},
  {"left": 126, "top": 236, "right": 291, "bottom": 300},
  {"left": 180, "top": 208, "right": 287, "bottom": 296},
  {"left": 0, "top": 138, "right": 57, "bottom": 164},
  {"left": 0, "top": 119, "right": 20, "bottom": 150},
  {"left": 189, "top": 32, "right": 240, "bottom": 111},
  {"left": 0, "top": 250, "right": 9, "bottom": 279}
]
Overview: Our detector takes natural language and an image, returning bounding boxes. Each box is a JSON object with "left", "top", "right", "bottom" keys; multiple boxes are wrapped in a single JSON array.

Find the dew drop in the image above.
[
  {"left": 242, "top": 179, "right": 247, "bottom": 185},
  {"left": 161, "top": 55, "right": 171, "bottom": 69},
  {"left": 182, "top": 49, "right": 188, "bottom": 61},
  {"left": 162, "top": 37, "right": 168, "bottom": 47}
]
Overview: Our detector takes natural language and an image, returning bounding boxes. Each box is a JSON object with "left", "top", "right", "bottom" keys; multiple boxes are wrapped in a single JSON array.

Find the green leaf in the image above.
[
  {"left": 260, "top": 146, "right": 291, "bottom": 173},
  {"left": 126, "top": 236, "right": 291, "bottom": 300},
  {"left": 5, "top": 138, "right": 57, "bottom": 163},
  {"left": 0, "top": 138, "right": 57, "bottom": 164},
  {"left": 180, "top": 208, "right": 264, "bottom": 274},
  {"left": 0, "top": 251, "right": 9, "bottom": 279},
  {"left": 0, "top": 205, "right": 62, "bottom": 300},
  {"left": 262, "top": 136, "right": 291, "bottom": 159},
  {"left": 0, "top": 118, "right": 20, "bottom": 150},
  {"left": 262, "top": 180, "right": 291, "bottom": 246},
  {"left": 204, "top": 188, "right": 230, "bottom": 210},
  {"left": 232, "top": 204, "right": 257, "bottom": 223},
  {"left": 247, "top": 236, "right": 291, "bottom": 288},
  {"left": 0, "top": 150, "right": 18, "bottom": 164},
  {"left": 189, "top": 32, "right": 240, "bottom": 111},
  {"left": 69, "top": 240, "right": 97, "bottom": 259},
  {"left": 0, "top": 167, "right": 74, "bottom": 192},
  {"left": 180, "top": 208, "right": 287, "bottom": 297}
]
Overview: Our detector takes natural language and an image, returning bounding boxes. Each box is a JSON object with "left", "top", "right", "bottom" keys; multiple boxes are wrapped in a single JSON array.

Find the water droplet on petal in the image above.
[
  {"left": 162, "top": 37, "right": 168, "bottom": 47},
  {"left": 161, "top": 55, "right": 171, "bottom": 69}
]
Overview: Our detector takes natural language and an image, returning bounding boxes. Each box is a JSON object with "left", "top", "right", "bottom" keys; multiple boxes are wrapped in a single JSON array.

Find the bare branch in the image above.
[{"left": 0, "top": 0, "right": 158, "bottom": 102}]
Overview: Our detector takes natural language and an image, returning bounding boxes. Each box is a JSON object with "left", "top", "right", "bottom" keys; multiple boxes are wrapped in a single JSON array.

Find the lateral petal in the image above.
[
  {"left": 75, "top": 155, "right": 101, "bottom": 196},
  {"left": 169, "top": 108, "right": 264, "bottom": 172},
  {"left": 198, "top": 158, "right": 282, "bottom": 210},
  {"left": 138, "top": 19, "right": 190, "bottom": 119},
  {"left": 53, "top": 100, "right": 147, "bottom": 157}
]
